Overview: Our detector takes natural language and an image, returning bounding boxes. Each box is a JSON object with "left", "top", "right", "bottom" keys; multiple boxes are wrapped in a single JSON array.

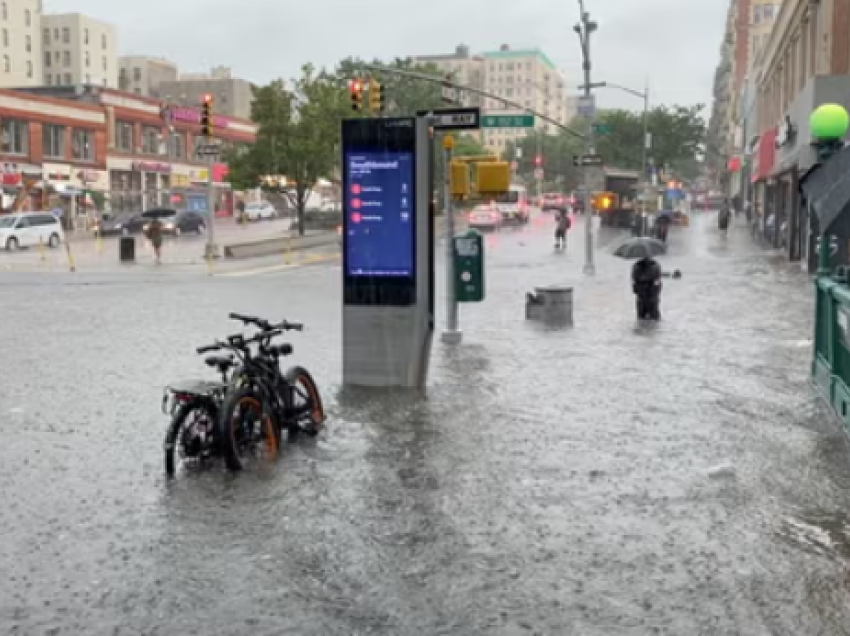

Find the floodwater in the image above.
[{"left": 2, "top": 212, "right": 850, "bottom": 634}]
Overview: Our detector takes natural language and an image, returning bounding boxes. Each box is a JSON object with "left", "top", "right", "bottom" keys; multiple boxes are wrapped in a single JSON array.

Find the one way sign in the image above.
[{"left": 417, "top": 107, "right": 480, "bottom": 130}]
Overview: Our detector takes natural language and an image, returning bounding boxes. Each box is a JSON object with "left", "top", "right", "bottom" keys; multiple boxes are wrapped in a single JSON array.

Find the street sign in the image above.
[
  {"left": 534, "top": 168, "right": 543, "bottom": 180},
  {"left": 418, "top": 107, "right": 480, "bottom": 130},
  {"left": 481, "top": 114, "right": 535, "bottom": 128},
  {"left": 592, "top": 123, "right": 611, "bottom": 134},
  {"left": 572, "top": 154, "right": 603, "bottom": 166},
  {"left": 576, "top": 95, "right": 595, "bottom": 117},
  {"left": 196, "top": 143, "right": 221, "bottom": 156}
]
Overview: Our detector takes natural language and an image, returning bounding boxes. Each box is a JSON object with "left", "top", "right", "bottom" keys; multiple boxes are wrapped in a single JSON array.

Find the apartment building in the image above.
[
  {"left": 118, "top": 55, "right": 178, "bottom": 98},
  {"left": 41, "top": 13, "right": 117, "bottom": 88},
  {"left": 750, "top": 0, "right": 850, "bottom": 267},
  {"left": 0, "top": 0, "right": 42, "bottom": 87},
  {"left": 411, "top": 44, "right": 485, "bottom": 108},
  {"left": 158, "top": 66, "right": 253, "bottom": 119}
]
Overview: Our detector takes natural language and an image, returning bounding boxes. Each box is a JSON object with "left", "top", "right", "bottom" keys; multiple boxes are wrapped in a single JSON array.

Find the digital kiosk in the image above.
[{"left": 341, "top": 117, "right": 435, "bottom": 387}]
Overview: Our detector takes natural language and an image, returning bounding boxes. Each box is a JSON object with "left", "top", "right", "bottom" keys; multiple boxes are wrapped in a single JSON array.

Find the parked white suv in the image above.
[{"left": 0, "top": 212, "right": 65, "bottom": 251}]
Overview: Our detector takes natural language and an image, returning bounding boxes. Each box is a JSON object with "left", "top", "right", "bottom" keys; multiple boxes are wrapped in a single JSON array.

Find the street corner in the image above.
[{"left": 213, "top": 247, "right": 340, "bottom": 278}]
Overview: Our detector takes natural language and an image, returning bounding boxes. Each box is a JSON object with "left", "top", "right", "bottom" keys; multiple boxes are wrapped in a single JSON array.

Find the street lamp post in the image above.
[
  {"left": 592, "top": 80, "right": 651, "bottom": 177},
  {"left": 575, "top": 0, "right": 598, "bottom": 275}
]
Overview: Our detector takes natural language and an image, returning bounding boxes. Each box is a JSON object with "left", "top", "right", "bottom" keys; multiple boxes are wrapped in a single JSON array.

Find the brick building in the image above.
[
  {"left": 750, "top": 0, "right": 850, "bottom": 267},
  {"left": 0, "top": 85, "right": 256, "bottom": 216}
]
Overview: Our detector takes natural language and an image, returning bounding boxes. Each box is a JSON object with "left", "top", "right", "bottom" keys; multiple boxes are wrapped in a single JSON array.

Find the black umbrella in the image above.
[
  {"left": 613, "top": 236, "right": 666, "bottom": 259},
  {"left": 142, "top": 207, "right": 176, "bottom": 219}
]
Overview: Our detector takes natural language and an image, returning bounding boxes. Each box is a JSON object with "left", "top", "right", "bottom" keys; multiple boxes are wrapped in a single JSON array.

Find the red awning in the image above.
[{"left": 754, "top": 127, "right": 777, "bottom": 180}]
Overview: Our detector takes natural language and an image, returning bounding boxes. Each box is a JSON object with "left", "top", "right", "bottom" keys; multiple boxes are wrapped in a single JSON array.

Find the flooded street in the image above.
[{"left": 2, "top": 213, "right": 850, "bottom": 634}]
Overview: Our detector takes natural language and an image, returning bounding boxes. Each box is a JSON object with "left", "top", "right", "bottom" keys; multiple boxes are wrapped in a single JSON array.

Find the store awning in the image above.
[{"left": 800, "top": 145, "right": 850, "bottom": 232}]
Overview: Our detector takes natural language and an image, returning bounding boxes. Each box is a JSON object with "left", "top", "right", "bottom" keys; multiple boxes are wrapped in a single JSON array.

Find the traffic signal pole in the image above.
[
  {"left": 442, "top": 135, "right": 461, "bottom": 344},
  {"left": 576, "top": 1, "right": 598, "bottom": 275}
]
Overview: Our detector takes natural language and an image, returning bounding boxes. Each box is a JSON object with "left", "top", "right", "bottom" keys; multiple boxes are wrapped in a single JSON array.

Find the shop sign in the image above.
[{"left": 132, "top": 161, "right": 171, "bottom": 173}]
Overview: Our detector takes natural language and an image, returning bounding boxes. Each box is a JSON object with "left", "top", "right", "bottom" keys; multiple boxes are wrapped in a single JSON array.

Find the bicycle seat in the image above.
[
  {"left": 268, "top": 343, "right": 292, "bottom": 357},
  {"left": 204, "top": 355, "right": 234, "bottom": 369}
]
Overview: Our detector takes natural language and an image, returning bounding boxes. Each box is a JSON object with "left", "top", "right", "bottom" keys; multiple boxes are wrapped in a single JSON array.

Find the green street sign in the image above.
[
  {"left": 592, "top": 123, "right": 611, "bottom": 134},
  {"left": 481, "top": 114, "right": 535, "bottom": 128},
  {"left": 453, "top": 230, "right": 485, "bottom": 302}
]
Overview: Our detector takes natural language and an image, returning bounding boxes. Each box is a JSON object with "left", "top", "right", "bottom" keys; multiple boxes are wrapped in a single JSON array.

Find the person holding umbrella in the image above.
[
  {"left": 631, "top": 254, "right": 662, "bottom": 320},
  {"left": 145, "top": 217, "right": 163, "bottom": 263}
]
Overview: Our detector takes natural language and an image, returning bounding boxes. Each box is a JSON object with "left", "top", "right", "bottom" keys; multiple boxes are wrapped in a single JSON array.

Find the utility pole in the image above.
[
  {"left": 641, "top": 79, "right": 650, "bottom": 181},
  {"left": 575, "top": 1, "right": 598, "bottom": 275},
  {"left": 441, "top": 134, "right": 461, "bottom": 344}
]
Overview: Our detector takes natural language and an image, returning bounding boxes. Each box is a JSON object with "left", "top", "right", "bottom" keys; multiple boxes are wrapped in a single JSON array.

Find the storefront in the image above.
[
  {"left": 750, "top": 126, "right": 776, "bottom": 237},
  {"left": 1, "top": 162, "right": 43, "bottom": 211}
]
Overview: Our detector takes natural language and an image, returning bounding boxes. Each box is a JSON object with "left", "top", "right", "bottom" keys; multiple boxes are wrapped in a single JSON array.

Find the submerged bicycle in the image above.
[{"left": 161, "top": 313, "right": 325, "bottom": 475}]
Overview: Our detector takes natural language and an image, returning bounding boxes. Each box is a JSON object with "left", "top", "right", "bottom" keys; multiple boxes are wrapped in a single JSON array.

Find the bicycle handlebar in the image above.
[
  {"left": 196, "top": 328, "right": 283, "bottom": 357},
  {"left": 228, "top": 312, "right": 303, "bottom": 332}
]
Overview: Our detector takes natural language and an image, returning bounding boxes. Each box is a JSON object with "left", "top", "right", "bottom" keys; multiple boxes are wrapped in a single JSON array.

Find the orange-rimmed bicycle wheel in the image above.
[
  {"left": 285, "top": 366, "right": 325, "bottom": 434},
  {"left": 219, "top": 387, "right": 279, "bottom": 470}
]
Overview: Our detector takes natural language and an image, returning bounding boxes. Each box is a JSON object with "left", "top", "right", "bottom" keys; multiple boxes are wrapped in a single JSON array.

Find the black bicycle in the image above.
[
  {"left": 215, "top": 313, "right": 325, "bottom": 471},
  {"left": 162, "top": 346, "right": 237, "bottom": 476}
]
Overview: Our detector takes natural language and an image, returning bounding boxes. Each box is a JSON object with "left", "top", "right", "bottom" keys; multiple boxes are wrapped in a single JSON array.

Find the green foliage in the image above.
[
  {"left": 588, "top": 104, "right": 706, "bottom": 179},
  {"left": 502, "top": 131, "right": 584, "bottom": 192}
]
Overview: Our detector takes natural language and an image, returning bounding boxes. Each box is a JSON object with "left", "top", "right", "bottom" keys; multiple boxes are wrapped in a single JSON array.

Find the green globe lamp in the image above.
[{"left": 811, "top": 103, "right": 849, "bottom": 140}]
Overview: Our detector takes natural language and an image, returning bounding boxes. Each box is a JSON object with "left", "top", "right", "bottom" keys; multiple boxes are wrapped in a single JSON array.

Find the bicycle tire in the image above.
[
  {"left": 164, "top": 400, "right": 217, "bottom": 477},
  {"left": 218, "top": 385, "right": 280, "bottom": 471},
  {"left": 284, "top": 365, "right": 326, "bottom": 435}
]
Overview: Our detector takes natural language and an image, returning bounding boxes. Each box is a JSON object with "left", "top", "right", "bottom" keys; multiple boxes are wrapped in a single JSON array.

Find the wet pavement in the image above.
[{"left": 2, "top": 211, "right": 850, "bottom": 634}]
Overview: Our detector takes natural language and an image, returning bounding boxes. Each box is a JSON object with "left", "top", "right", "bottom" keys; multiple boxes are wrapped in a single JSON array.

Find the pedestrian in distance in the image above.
[
  {"left": 554, "top": 209, "right": 571, "bottom": 249},
  {"left": 718, "top": 202, "right": 731, "bottom": 238},
  {"left": 631, "top": 254, "right": 662, "bottom": 320},
  {"left": 145, "top": 218, "right": 164, "bottom": 264}
]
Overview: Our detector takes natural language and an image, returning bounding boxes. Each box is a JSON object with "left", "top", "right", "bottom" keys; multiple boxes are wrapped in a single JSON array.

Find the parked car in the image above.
[
  {"left": 244, "top": 201, "right": 277, "bottom": 221},
  {"left": 0, "top": 212, "right": 65, "bottom": 250},
  {"left": 467, "top": 204, "right": 503, "bottom": 231},
  {"left": 93, "top": 211, "right": 146, "bottom": 236},
  {"left": 141, "top": 209, "right": 206, "bottom": 236},
  {"left": 541, "top": 192, "right": 568, "bottom": 213}
]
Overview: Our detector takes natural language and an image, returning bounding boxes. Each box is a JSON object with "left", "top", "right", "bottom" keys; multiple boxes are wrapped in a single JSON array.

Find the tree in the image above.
[
  {"left": 503, "top": 130, "right": 584, "bottom": 192},
  {"left": 226, "top": 65, "right": 347, "bottom": 235},
  {"left": 586, "top": 104, "right": 706, "bottom": 179},
  {"left": 336, "top": 57, "right": 444, "bottom": 116}
]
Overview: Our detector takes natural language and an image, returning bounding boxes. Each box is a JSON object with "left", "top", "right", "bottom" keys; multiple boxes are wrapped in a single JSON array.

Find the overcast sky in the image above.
[{"left": 46, "top": 0, "right": 726, "bottom": 120}]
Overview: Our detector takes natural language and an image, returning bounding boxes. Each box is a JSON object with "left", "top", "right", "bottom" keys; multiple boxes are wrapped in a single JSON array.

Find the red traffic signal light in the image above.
[
  {"left": 202, "top": 93, "right": 212, "bottom": 103},
  {"left": 535, "top": 155, "right": 542, "bottom": 165},
  {"left": 348, "top": 79, "right": 362, "bottom": 92}
]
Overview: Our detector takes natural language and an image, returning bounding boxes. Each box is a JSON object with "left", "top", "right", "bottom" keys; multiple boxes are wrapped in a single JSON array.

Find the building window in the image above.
[
  {"left": 43, "top": 51, "right": 49, "bottom": 67},
  {"left": 24, "top": 9, "right": 29, "bottom": 26},
  {"left": 172, "top": 134, "right": 184, "bottom": 158},
  {"left": 53, "top": 51, "right": 58, "bottom": 62},
  {"left": 115, "top": 120, "right": 133, "bottom": 151},
  {"left": 2, "top": 28, "right": 7, "bottom": 46},
  {"left": 26, "top": 60, "right": 31, "bottom": 77},
  {"left": 142, "top": 126, "right": 160, "bottom": 154},
  {"left": 102, "top": 56, "right": 106, "bottom": 70},
  {"left": 1, "top": 119, "right": 28, "bottom": 154},
  {"left": 2, "top": 55, "right": 8, "bottom": 72},
  {"left": 133, "top": 67, "right": 141, "bottom": 81},
  {"left": 62, "top": 27, "right": 69, "bottom": 43},
  {"left": 45, "top": 73, "right": 50, "bottom": 84},
  {"left": 84, "top": 28, "right": 88, "bottom": 45},
  {"left": 72, "top": 129, "right": 95, "bottom": 161},
  {"left": 42, "top": 124, "right": 65, "bottom": 158},
  {"left": 85, "top": 73, "right": 90, "bottom": 83},
  {"left": 43, "top": 28, "right": 49, "bottom": 44},
  {"left": 63, "top": 51, "right": 70, "bottom": 65},
  {"left": 1, "top": 3, "right": 5, "bottom": 20},
  {"left": 25, "top": 34, "right": 30, "bottom": 52},
  {"left": 64, "top": 72, "right": 71, "bottom": 84},
  {"left": 84, "top": 51, "right": 89, "bottom": 66},
  {"left": 101, "top": 33, "right": 106, "bottom": 49}
]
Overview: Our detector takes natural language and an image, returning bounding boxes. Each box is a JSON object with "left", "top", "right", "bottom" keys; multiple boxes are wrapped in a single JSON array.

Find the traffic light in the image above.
[
  {"left": 475, "top": 162, "right": 511, "bottom": 195},
  {"left": 591, "top": 191, "right": 616, "bottom": 210},
  {"left": 200, "top": 94, "right": 212, "bottom": 137},
  {"left": 535, "top": 155, "right": 542, "bottom": 166},
  {"left": 368, "top": 79, "right": 384, "bottom": 112},
  {"left": 349, "top": 79, "right": 364, "bottom": 111},
  {"left": 450, "top": 162, "right": 469, "bottom": 197}
]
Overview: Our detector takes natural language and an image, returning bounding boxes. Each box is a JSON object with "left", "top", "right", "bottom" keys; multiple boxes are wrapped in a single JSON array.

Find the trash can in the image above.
[{"left": 119, "top": 236, "right": 135, "bottom": 262}]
